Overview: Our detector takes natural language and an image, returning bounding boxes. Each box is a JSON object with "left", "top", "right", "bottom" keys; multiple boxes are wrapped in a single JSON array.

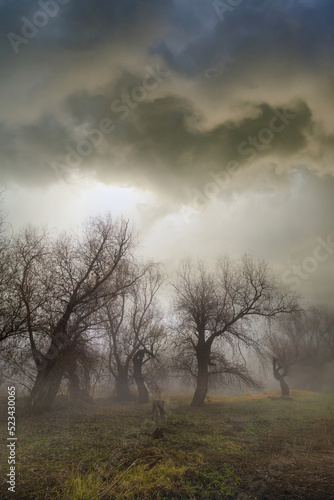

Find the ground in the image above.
[{"left": 0, "top": 390, "right": 333, "bottom": 499}]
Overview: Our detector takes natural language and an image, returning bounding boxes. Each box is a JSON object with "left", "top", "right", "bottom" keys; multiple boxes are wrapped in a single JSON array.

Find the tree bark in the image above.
[
  {"left": 115, "top": 370, "right": 130, "bottom": 402},
  {"left": 279, "top": 377, "right": 290, "bottom": 398},
  {"left": 273, "top": 357, "right": 290, "bottom": 398},
  {"left": 66, "top": 356, "right": 92, "bottom": 403},
  {"left": 29, "top": 323, "right": 72, "bottom": 412},
  {"left": 133, "top": 350, "right": 149, "bottom": 404},
  {"left": 191, "top": 347, "right": 210, "bottom": 407},
  {"left": 30, "top": 355, "right": 66, "bottom": 413}
]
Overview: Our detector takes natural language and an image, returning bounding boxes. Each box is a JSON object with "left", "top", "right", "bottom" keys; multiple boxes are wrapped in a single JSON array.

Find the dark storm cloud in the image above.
[
  {"left": 157, "top": 0, "right": 334, "bottom": 77},
  {"left": 0, "top": 79, "right": 315, "bottom": 195},
  {"left": 1, "top": 0, "right": 173, "bottom": 52},
  {"left": 0, "top": 0, "right": 333, "bottom": 195},
  {"left": 102, "top": 97, "right": 313, "bottom": 193},
  {"left": 0, "top": 115, "right": 71, "bottom": 185},
  {"left": 2, "top": 0, "right": 333, "bottom": 62},
  {"left": 1, "top": 0, "right": 333, "bottom": 307}
]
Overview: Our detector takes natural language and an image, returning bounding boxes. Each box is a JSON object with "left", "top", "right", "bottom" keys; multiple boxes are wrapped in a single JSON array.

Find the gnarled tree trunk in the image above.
[
  {"left": 30, "top": 354, "right": 67, "bottom": 413},
  {"left": 115, "top": 369, "right": 130, "bottom": 402},
  {"left": 133, "top": 349, "right": 149, "bottom": 404},
  {"left": 273, "top": 357, "right": 290, "bottom": 398},
  {"left": 66, "top": 355, "right": 92, "bottom": 403},
  {"left": 191, "top": 347, "right": 210, "bottom": 407}
]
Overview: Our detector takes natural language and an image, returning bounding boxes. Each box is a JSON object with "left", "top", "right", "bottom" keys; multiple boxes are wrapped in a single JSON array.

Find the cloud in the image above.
[
  {"left": 1, "top": 0, "right": 333, "bottom": 197},
  {"left": 0, "top": 1, "right": 333, "bottom": 271},
  {"left": 1, "top": 0, "right": 333, "bottom": 310},
  {"left": 0, "top": 85, "right": 321, "bottom": 203}
]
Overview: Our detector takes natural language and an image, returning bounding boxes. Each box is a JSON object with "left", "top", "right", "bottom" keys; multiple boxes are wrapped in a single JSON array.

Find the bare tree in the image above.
[
  {"left": 0, "top": 194, "right": 28, "bottom": 344},
  {"left": 266, "top": 313, "right": 304, "bottom": 398},
  {"left": 132, "top": 322, "right": 166, "bottom": 404},
  {"left": 64, "top": 339, "right": 101, "bottom": 403},
  {"left": 130, "top": 268, "right": 165, "bottom": 403},
  {"left": 0, "top": 250, "right": 25, "bottom": 343},
  {"left": 172, "top": 255, "right": 299, "bottom": 407},
  {"left": 295, "top": 307, "right": 333, "bottom": 391},
  {"left": 172, "top": 330, "right": 262, "bottom": 394},
  {"left": 0, "top": 220, "right": 50, "bottom": 392},
  {"left": 101, "top": 265, "right": 165, "bottom": 403},
  {"left": 101, "top": 291, "right": 137, "bottom": 402},
  {"left": 0, "top": 225, "right": 50, "bottom": 363},
  {"left": 7, "top": 215, "right": 144, "bottom": 412},
  {"left": 267, "top": 306, "right": 334, "bottom": 395}
]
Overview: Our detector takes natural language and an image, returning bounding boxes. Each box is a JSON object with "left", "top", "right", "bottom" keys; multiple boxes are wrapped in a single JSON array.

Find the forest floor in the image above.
[{"left": 0, "top": 390, "right": 333, "bottom": 499}]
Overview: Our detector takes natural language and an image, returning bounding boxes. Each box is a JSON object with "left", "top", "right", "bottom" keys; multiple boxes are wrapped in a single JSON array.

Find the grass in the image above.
[{"left": 0, "top": 390, "right": 333, "bottom": 499}]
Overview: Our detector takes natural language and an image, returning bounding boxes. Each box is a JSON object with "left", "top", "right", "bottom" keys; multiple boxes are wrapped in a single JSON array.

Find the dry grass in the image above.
[{"left": 0, "top": 391, "right": 333, "bottom": 499}]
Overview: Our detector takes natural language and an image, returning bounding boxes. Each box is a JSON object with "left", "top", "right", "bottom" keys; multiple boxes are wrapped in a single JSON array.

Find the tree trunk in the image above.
[
  {"left": 133, "top": 350, "right": 149, "bottom": 404},
  {"left": 66, "top": 356, "right": 92, "bottom": 403},
  {"left": 279, "top": 377, "right": 290, "bottom": 398},
  {"left": 273, "top": 357, "right": 290, "bottom": 398},
  {"left": 115, "top": 370, "right": 130, "bottom": 402},
  {"left": 30, "top": 356, "right": 66, "bottom": 413},
  {"left": 191, "top": 348, "right": 210, "bottom": 407},
  {"left": 68, "top": 370, "right": 81, "bottom": 398}
]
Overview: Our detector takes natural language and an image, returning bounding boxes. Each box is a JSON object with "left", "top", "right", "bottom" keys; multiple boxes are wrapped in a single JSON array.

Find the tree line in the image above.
[{"left": 0, "top": 209, "right": 333, "bottom": 412}]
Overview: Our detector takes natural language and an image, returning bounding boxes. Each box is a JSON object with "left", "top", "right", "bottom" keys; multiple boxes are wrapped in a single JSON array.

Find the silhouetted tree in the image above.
[
  {"left": 266, "top": 313, "right": 303, "bottom": 397},
  {"left": 133, "top": 348, "right": 150, "bottom": 403},
  {"left": 172, "top": 255, "right": 299, "bottom": 407},
  {"left": 101, "top": 266, "right": 164, "bottom": 402},
  {"left": 267, "top": 307, "right": 334, "bottom": 395},
  {"left": 64, "top": 340, "right": 100, "bottom": 403},
  {"left": 0, "top": 205, "right": 36, "bottom": 344},
  {"left": 6, "top": 215, "right": 144, "bottom": 412}
]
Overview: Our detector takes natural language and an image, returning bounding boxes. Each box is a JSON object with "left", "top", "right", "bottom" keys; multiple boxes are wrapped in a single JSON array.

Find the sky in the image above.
[{"left": 1, "top": 0, "right": 334, "bottom": 306}]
